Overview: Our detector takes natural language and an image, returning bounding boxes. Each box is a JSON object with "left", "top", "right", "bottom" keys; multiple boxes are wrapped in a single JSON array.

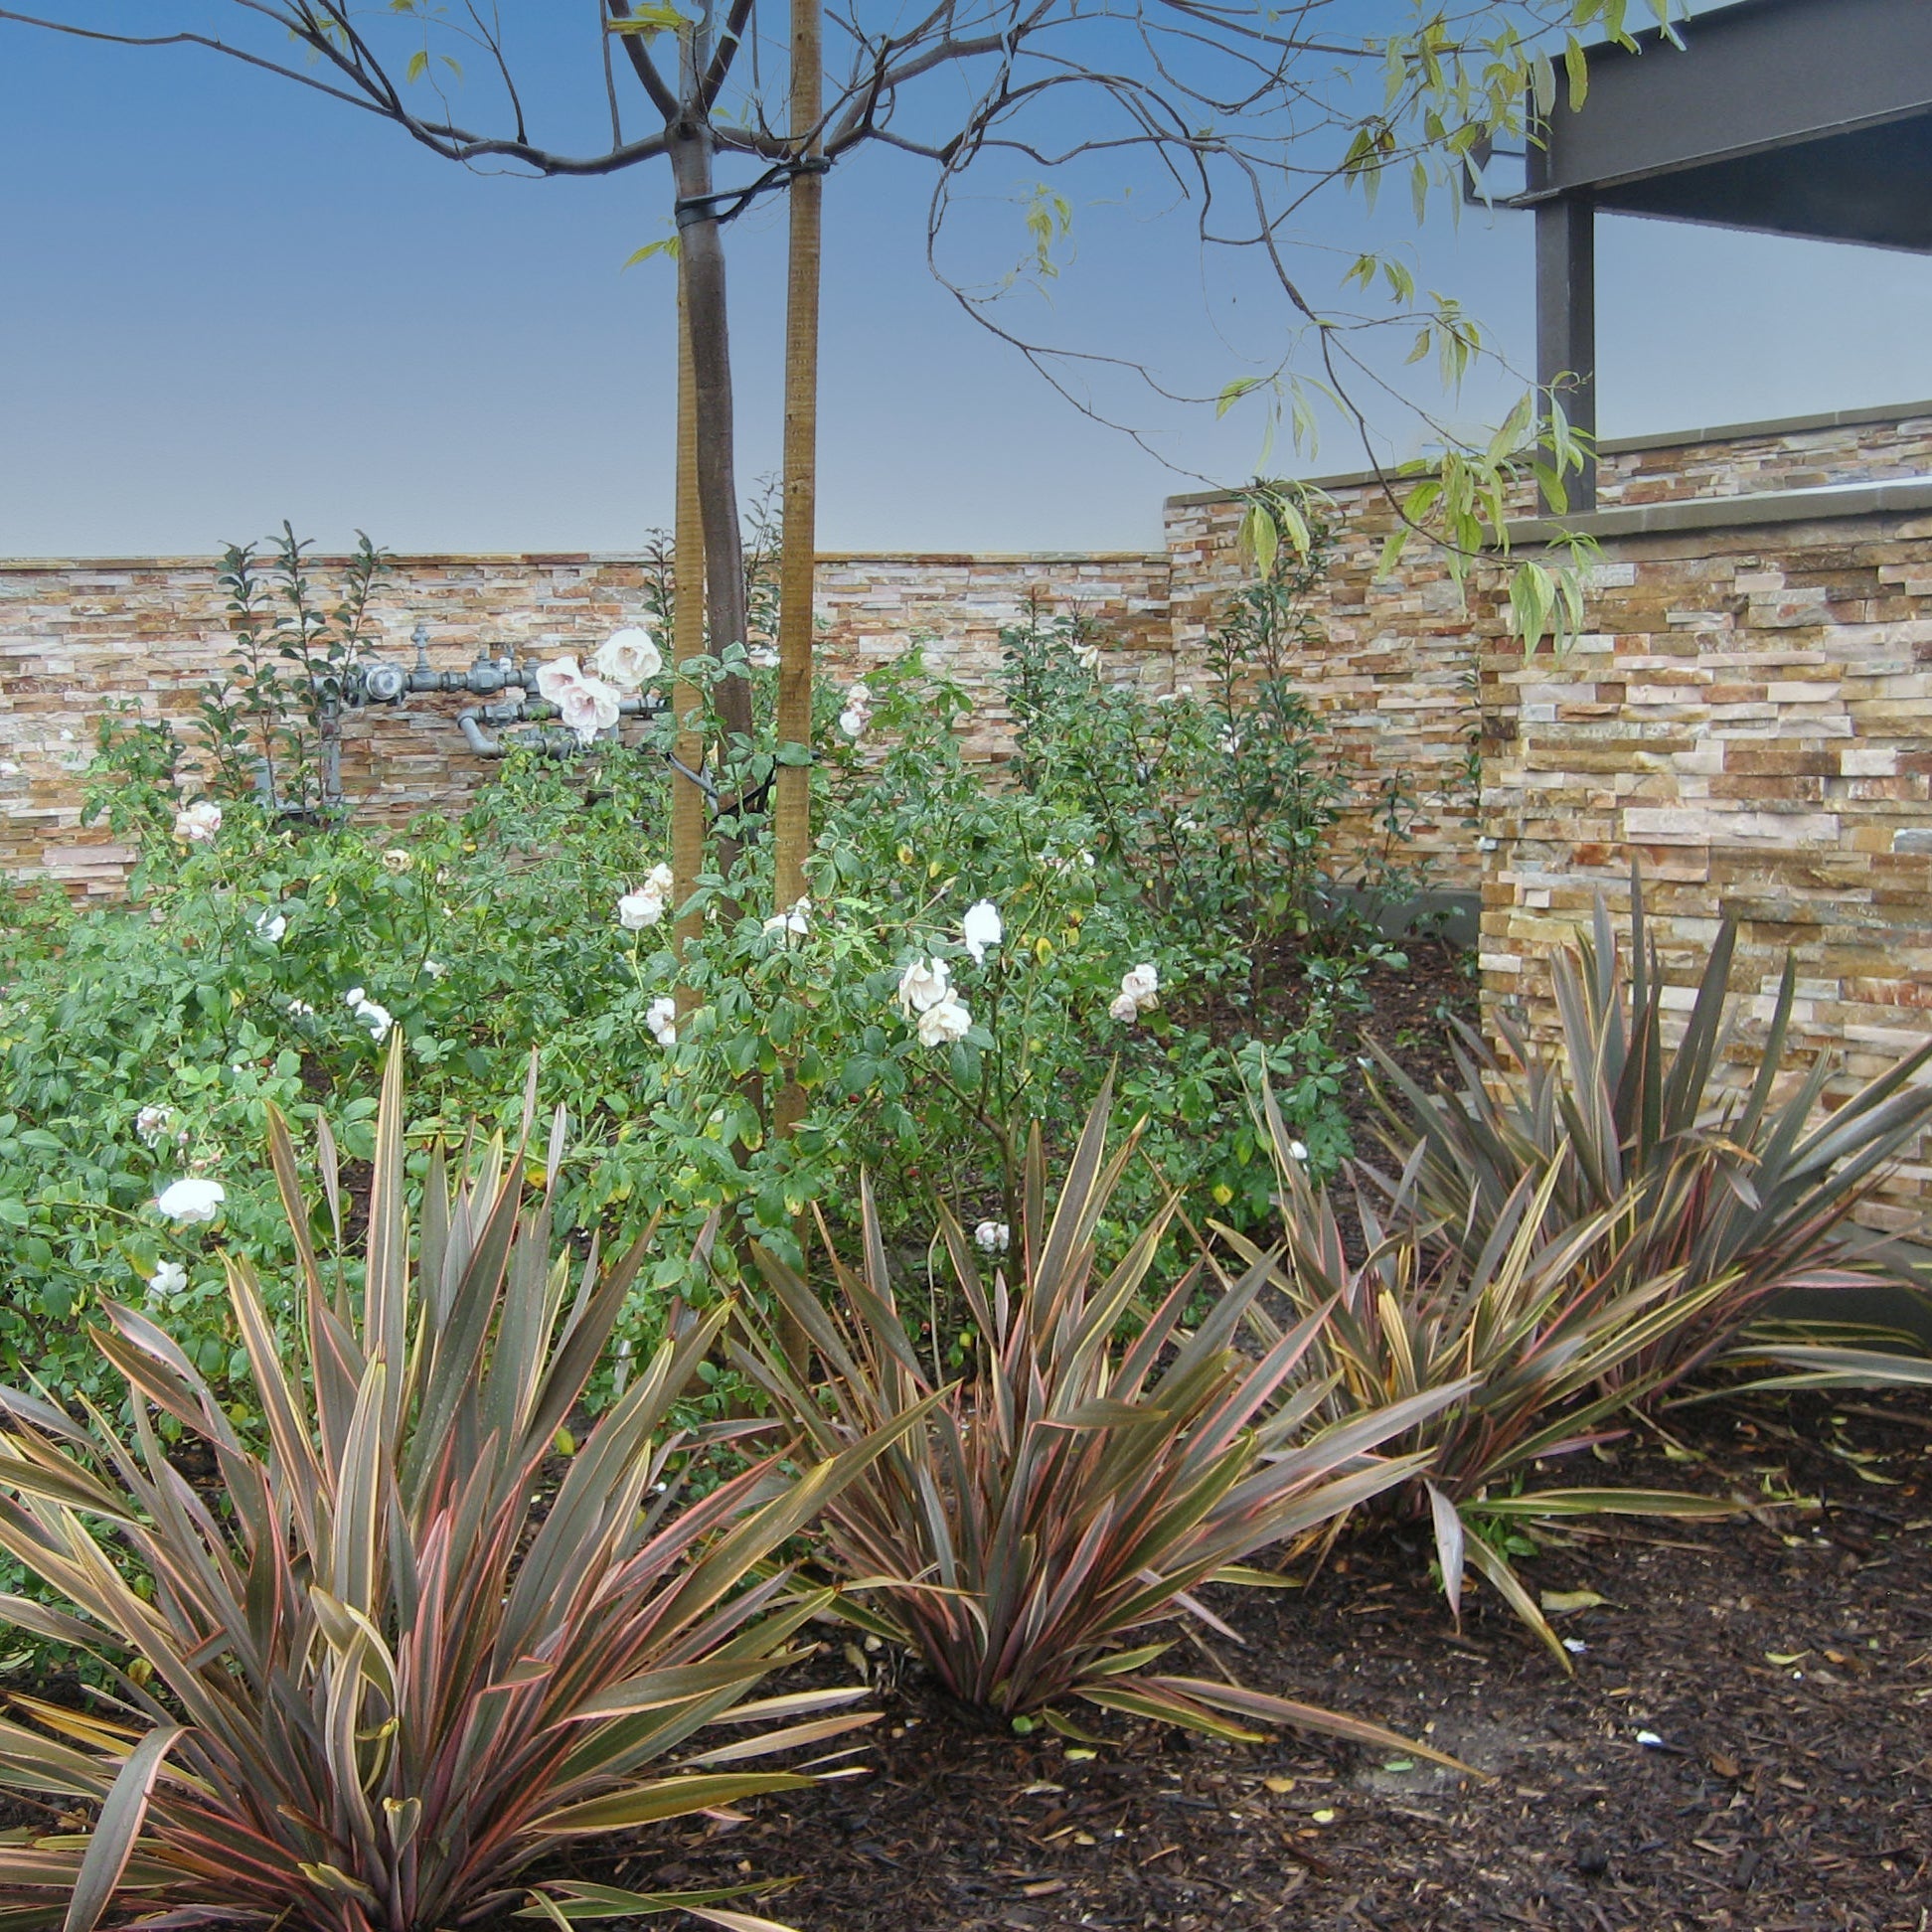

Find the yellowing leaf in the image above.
[{"left": 1538, "top": 1588, "right": 1607, "bottom": 1616}]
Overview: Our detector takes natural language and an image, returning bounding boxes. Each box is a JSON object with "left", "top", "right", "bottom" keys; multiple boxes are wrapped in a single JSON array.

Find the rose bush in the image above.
[{"left": 2, "top": 633, "right": 1356, "bottom": 1425}]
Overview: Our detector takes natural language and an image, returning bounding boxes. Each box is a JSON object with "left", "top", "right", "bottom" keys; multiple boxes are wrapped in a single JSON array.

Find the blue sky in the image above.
[{"left": 2, "top": 3, "right": 1929, "bottom": 558}]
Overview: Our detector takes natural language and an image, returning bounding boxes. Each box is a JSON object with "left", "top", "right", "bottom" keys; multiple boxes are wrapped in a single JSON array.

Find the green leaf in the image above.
[{"left": 623, "top": 236, "right": 681, "bottom": 269}]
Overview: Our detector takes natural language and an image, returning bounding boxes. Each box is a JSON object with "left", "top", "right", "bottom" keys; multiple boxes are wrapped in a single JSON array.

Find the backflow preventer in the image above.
[
  {"left": 355, "top": 622, "right": 666, "bottom": 754},
  {"left": 287, "top": 623, "right": 668, "bottom": 809}
]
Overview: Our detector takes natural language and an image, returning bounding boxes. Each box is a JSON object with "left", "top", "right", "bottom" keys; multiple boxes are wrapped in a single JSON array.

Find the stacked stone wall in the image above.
[
  {"left": 13, "top": 401, "right": 1932, "bottom": 1226},
  {"left": 0, "top": 551, "right": 1171, "bottom": 897},
  {"left": 1477, "top": 502, "right": 1932, "bottom": 1230}
]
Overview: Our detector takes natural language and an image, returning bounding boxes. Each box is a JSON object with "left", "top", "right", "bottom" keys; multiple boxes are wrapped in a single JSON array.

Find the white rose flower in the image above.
[
  {"left": 646, "top": 995, "right": 678, "bottom": 1046},
  {"left": 617, "top": 888, "right": 665, "bottom": 931},
  {"left": 147, "top": 1259, "right": 188, "bottom": 1301},
  {"left": 915, "top": 992, "right": 971, "bottom": 1047},
  {"left": 1120, "top": 963, "right": 1160, "bottom": 1006},
  {"left": 536, "top": 656, "right": 587, "bottom": 706},
  {"left": 848, "top": 683, "right": 872, "bottom": 706},
  {"left": 645, "top": 862, "right": 675, "bottom": 895},
  {"left": 961, "top": 899, "right": 1003, "bottom": 966},
  {"left": 554, "top": 675, "right": 622, "bottom": 744},
  {"left": 344, "top": 987, "right": 366, "bottom": 1007},
  {"left": 838, "top": 707, "right": 868, "bottom": 740},
  {"left": 135, "top": 1104, "right": 173, "bottom": 1148},
  {"left": 252, "top": 908, "right": 286, "bottom": 943},
  {"left": 352, "top": 998, "right": 394, "bottom": 1044},
  {"left": 763, "top": 896, "right": 810, "bottom": 938},
  {"left": 156, "top": 1178, "right": 225, "bottom": 1224},
  {"left": 1287, "top": 1140, "right": 1310, "bottom": 1162},
  {"left": 173, "top": 800, "right": 222, "bottom": 844},
  {"left": 1109, "top": 991, "right": 1142, "bottom": 1025},
  {"left": 974, "top": 1219, "right": 1010, "bottom": 1255},
  {"left": 896, "top": 957, "right": 951, "bottom": 1016},
  {"left": 592, "top": 626, "right": 663, "bottom": 691},
  {"left": 423, "top": 959, "right": 446, "bottom": 980},
  {"left": 382, "top": 848, "right": 412, "bottom": 875}
]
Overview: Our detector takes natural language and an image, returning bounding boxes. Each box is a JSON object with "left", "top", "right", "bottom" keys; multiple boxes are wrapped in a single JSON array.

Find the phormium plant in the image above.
[{"left": 0, "top": 1047, "right": 925, "bottom": 1932}]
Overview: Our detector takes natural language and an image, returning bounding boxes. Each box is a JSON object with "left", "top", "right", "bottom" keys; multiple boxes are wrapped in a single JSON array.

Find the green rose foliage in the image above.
[{"left": 2, "top": 590, "right": 1407, "bottom": 1418}]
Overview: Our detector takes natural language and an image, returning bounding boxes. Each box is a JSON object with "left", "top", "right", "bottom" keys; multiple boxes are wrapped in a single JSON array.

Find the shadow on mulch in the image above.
[{"left": 568, "top": 1390, "right": 1931, "bottom": 1932}]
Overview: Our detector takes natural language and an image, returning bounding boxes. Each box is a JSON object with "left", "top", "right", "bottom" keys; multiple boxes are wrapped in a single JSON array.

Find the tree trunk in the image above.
[
  {"left": 671, "top": 257, "right": 707, "bottom": 990},
  {"left": 667, "top": 121, "right": 754, "bottom": 753}
]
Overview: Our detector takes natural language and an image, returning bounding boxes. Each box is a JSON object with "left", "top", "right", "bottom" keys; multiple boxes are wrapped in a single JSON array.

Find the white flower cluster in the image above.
[
  {"left": 646, "top": 995, "right": 678, "bottom": 1047},
  {"left": 538, "top": 625, "right": 664, "bottom": 745},
  {"left": 343, "top": 986, "right": 394, "bottom": 1044},
  {"left": 763, "top": 896, "right": 811, "bottom": 940},
  {"left": 155, "top": 1178, "right": 225, "bottom": 1224},
  {"left": 896, "top": 901, "right": 1004, "bottom": 1049},
  {"left": 838, "top": 681, "right": 873, "bottom": 740},
  {"left": 897, "top": 956, "right": 970, "bottom": 1047},
  {"left": 974, "top": 1219, "right": 1010, "bottom": 1255},
  {"left": 146, "top": 1259, "right": 188, "bottom": 1303},
  {"left": 173, "top": 800, "right": 222, "bottom": 844},
  {"left": 134, "top": 1104, "right": 175, "bottom": 1149},
  {"left": 617, "top": 862, "right": 677, "bottom": 931},
  {"left": 1109, "top": 963, "right": 1160, "bottom": 1025}
]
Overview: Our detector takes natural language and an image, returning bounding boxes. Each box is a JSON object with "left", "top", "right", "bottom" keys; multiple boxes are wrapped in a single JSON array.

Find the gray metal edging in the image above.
[
  {"left": 1164, "top": 398, "right": 1932, "bottom": 511},
  {"left": 1505, "top": 476, "right": 1932, "bottom": 547}
]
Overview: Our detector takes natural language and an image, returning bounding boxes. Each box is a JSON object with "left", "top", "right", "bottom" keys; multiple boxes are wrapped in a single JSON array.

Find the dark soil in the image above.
[
  {"left": 1330, "top": 937, "right": 1481, "bottom": 1166},
  {"left": 580, "top": 1390, "right": 1932, "bottom": 1932}
]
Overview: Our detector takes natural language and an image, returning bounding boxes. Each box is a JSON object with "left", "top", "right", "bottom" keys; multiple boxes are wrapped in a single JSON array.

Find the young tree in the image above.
[{"left": 1, "top": 0, "right": 1644, "bottom": 877}]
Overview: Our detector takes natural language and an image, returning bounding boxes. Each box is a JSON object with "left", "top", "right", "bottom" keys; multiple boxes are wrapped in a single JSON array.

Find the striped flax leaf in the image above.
[
  {"left": 1365, "top": 874, "right": 1932, "bottom": 1391},
  {"left": 735, "top": 1086, "right": 1462, "bottom": 1759},
  {"left": 1240, "top": 1082, "right": 1742, "bottom": 1668},
  {"left": 0, "top": 1045, "right": 900, "bottom": 1932}
]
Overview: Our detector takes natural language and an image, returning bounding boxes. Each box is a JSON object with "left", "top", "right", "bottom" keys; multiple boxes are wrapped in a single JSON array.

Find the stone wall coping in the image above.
[
  {"left": 1505, "top": 474, "right": 1932, "bottom": 546},
  {"left": 1163, "top": 397, "right": 1932, "bottom": 509},
  {"left": 0, "top": 550, "right": 1171, "bottom": 572}
]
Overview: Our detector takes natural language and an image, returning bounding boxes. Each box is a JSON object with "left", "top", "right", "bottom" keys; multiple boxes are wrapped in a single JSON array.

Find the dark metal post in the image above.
[{"left": 1534, "top": 195, "right": 1596, "bottom": 513}]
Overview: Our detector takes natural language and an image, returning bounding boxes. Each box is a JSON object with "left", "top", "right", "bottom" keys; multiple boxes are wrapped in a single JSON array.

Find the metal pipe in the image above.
[{"left": 456, "top": 710, "right": 501, "bottom": 755}]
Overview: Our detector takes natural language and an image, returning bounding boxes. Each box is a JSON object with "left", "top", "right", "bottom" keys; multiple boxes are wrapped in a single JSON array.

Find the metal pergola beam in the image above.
[
  {"left": 1512, "top": 0, "right": 1932, "bottom": 515},
  {"left": 1526, "top": 0, "right": 1932, "bottom": 206},
  {"left": 1535, "top": 198, "right": 1596, "bottom": 512}
]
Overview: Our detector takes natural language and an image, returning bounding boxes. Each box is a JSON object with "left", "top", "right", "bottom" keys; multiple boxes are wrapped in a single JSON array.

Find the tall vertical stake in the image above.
[
  {"left": 771, "top": 0, "right": 824, "bottom": 1339},
  {"left": 774, "top": 0, "right": 822, "bottom": 913}
]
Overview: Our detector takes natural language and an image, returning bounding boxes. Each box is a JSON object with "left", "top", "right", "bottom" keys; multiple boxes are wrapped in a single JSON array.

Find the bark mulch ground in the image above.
[{"left": 585, "top": 1390, "right": 1932, "bottom": 1932}]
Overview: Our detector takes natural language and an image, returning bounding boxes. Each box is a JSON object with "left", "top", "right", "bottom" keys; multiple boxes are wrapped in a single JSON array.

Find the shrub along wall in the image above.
[{"left": 10, "top": 399, "right": 1932, "bottom": 1220}]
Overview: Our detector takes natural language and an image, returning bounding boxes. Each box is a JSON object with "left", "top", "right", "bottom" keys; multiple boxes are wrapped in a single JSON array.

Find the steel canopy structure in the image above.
[{"left": 1510, "top": 0, "right": 1932, "bottom": 508}]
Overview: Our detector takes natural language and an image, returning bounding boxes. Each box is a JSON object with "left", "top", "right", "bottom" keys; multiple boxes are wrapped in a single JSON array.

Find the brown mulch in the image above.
[{"left": 580, "top": 1390, "right": 1932, "bottom": 1932}]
